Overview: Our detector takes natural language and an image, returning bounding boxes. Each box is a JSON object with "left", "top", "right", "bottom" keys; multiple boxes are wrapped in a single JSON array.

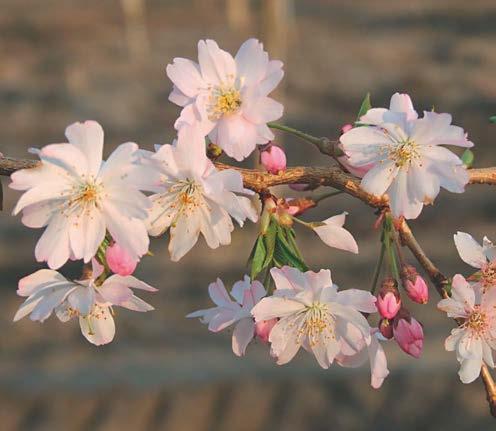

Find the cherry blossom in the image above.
[
  {"left": 141, "top": 127, "right": 258, "bottom": 262},
  {"left": 167, "top": 38, "right": 284, "bottom": 161},
  {"left": 251, "top": 266, "right": 381, "bottom": 376},
  {"left": 187, "top": 276, "right": 266, "bottom": 356},
  {"left": 340, "top": 93, "right": 473, "bottom": 219},
  {"left": 438, "top": 274, "right": 496, "bottom": 383},
  {"left": 454, "top": 231, "right": 496, "bottom": 292},
  {"left": 312, "top": 212, "right": 359, "bottom": 254},
  {"left": 13, "top": 260, "right": 157, "bottom": 346},
  {"left": 10, "top": 121, "right": 151, "bottom": 269}
]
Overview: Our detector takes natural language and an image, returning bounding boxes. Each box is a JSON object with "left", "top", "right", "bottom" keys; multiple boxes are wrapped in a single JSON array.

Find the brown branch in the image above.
[
  {"left": 399, "top": 219, "right": 496, "bottom": 417},
  {"left": 2, "top": 154, "right": 496, "bottom": 415}
]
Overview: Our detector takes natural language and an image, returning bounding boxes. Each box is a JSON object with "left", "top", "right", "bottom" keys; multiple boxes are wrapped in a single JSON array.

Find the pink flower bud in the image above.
[
  {"left": 106, "top": 243, "right": 138, "bottom": 276},
  {"left": 255, "top": 319, "right": 277, "bottom": 343},
  {"left": 393, "top": 311, "right": 424, "bottom": 358},
  {"left": 378, "top": 318, "right": 394, "bottom": 339},
  {"left": 376, "top": 278, "right": 401, "bottom": 319},
  {"left": 261, "top": 145, "right": 286, "bottom": 174},
  {"left": 401, "top": 265, "right": 428, "bottom": 304},
  {"left": 340, "top": 123, "right": 353, "bottom": 134}
]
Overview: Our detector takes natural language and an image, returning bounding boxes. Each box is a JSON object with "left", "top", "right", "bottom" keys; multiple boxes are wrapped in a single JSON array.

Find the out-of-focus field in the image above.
[{"left": 1, "top": 1, "right": 496, "bottom": 429}]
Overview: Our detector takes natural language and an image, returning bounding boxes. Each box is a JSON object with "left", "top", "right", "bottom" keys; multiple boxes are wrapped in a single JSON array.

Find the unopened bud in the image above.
[
  {"left": 260, "top": 144, "right": 287, "bottom": 174},
  {"left": 340, "top": 123, "right": 353, "bottom": 134},
  {"left": 393, "top": 308, "right": 424, "bottom": 358},
  {"left": 376, "top": 277, "right": 401, "bottom": 319},
  {"left": 255, "top": 318, "right": 277, "bottom": 343},
  {"left": 378, "top": 318, "right": 394, "bottom": 339},
  {"left": 401, "top": 265, "right": 429, "bottom": 304}
]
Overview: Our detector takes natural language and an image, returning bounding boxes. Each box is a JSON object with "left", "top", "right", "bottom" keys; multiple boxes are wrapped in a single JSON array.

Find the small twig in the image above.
[
  {"left": 268, "top": 122, "right": 344, "bottom": 159},
  {"left": 370, "top": 240, "right": 385, "bottom": 294}
]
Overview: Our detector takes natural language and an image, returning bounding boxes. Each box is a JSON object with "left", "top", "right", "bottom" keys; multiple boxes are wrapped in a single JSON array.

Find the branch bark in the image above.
[{"left": 2, "top": 154, "right": 496, "bottom": 415}]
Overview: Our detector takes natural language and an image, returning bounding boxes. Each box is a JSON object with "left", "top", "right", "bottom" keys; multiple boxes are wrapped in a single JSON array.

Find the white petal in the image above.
[
  {"left": 454, "top": 232, "right": 486, "bottom": 269},
  {"left": 166, "top": 58, "right": 205, "bottom": 98},
  {"left": 335, "top": 289, "right": 377, "bottom": 313},
  {"left": 79, "top": 307, "right": 116, "bottom": 346},
  {"left": 65, "top": 121, "right": 104, "bottom": 177},
  {"left": 360, "top": 160, "right": 399, "bottom": 196},
  {"left": 314, "top": 225, "right": 358, "bottom": 254},
  {"left": 232, "top": 318, "right": 255, "bottom": 356},
  {"left": 251, "top": 296, "right": 305, "bottom": 321},
  {"left": 459, "top": 357, "right": 483, "bottom": 384},
  {"left": 67, "top": 286, "right": 95, "bottom": 316}
]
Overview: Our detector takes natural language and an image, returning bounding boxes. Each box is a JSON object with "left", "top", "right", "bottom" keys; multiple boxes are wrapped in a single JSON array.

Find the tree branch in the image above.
[{"left": 2, "top": 153, "right": 496, "bottom": 415}]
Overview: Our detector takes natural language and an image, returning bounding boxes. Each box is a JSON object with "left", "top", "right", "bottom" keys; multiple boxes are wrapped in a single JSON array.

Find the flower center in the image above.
[
  {"left": 299, "top": 302, "right": 335, "bottom": 347},
  {"left": 208, "top": 86, "right": 242, "bottom": 120},
  {"left": 387, "top": 140, "right": 420, "bottom": 168},
  {"left": 481, "top": 264, "right": 496, "bottom": 290},
  {"left": 465, "top": 308, "right": 488, "bottom": 335},
  {"left": 63, "top": 179, "right": 102, "bottom": 217}
]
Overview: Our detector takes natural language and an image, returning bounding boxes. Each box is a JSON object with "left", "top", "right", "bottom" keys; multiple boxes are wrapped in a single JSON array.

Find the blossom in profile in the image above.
[
  {"left": 340, "top": 93, "right": 473, "bottom": 219},
  {"left": 187, "top": 276, "right": 266, "bottom": 356},
  {"left": 312, "top": 212, "right": 359, "bottom": 254},
  {"left": 141, "top": 127, "right": 258, "bottom": 262},
  {"left": 13, "top": 260, "right": 157, "bottom": 346},
  {"left": 438, "top": 274, "right": 496, "bottom": 383},
  {"left": 251, "top": 266, "right": 383, "bottom": 382},
  {"left": 454, "top": 232, "right": 496, "bottom": 292},
  {"left": 10, "top": 121, "right": 151, "bottom": 269},
  {"left": 167, "top": 38, "right": 284, "bottom": 161}
]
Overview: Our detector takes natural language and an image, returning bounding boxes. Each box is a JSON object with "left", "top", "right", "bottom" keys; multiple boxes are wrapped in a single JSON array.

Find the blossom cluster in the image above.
[{"left": 6, "top": 38, "right": 490, "bottom": 392}]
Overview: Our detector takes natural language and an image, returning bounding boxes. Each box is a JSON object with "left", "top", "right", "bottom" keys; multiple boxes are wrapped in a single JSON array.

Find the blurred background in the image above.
[{"left": 1, "top": 0, "right": 496, "bottom": 429}]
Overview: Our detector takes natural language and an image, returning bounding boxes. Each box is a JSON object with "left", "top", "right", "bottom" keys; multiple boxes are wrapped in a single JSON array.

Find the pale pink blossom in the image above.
[
  {"left": 13, "top": 259, "right": 157, "bottom": 346},
  {"left": 10, "top": 121, "right": 151, "bottom": 269},
  {"left": 454, "top": 232, "right": 496, "bottom": 292},
  {"left": 105, "top": 243, "right": 138, "bottom": 276},
  {"left": 141, "top": 127, "right": 258, "bottom": 261},
  {"left": 313, "top": 212, "right": 359, "bottom": 254},
  {"left": 260, "top": 145, "right": 286, "bottom": 174},
  {"left": 167, "top": 38, "right": 284, "bottom": 161},
  {"left": 438, "top": 274, "right": 496, "bottom": 383},
  {"left": 187, "top": 276, "right": 266, "bottom": 356},
  {"left": 251, "top": 266, "right": 379, "bottom": 373},
  {"left": 255, "top": 318, "right": 277, "bottom": 343},
  {"left": 340, "top": 93, "right": 473, "bottom": 219},
  {"left": 393, "top": 311, "right": 424, "bottom": 358}
]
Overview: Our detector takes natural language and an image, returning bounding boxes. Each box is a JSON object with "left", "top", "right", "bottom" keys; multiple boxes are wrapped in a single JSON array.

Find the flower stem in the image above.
[
  {"left": 370, "top": 240, "right": 385, "bottom": 294},
  {"left": 383, "top": 215, "right": 400, "bottom": 282},
  {"left": 267, "top": 122, "right": 343, "bottom": 158}
]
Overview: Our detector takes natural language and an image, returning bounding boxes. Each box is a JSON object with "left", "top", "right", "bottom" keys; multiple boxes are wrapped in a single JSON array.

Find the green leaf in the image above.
[
  {"left": 461, "top": 149, "right": 474, "bottom": 168},
  {"left": 262, "top": 221, "right": 277, "bottom": 268},
  {"left": 274, "top": 226, "right": 308, "bottom": 272},
  {"left": 490, "top": 116, "right": 496, "bottom": 124},
  {"left": 250, "top": 236, "right": 267, "bottom": 280},
  {"left": 355, "top": 93, "right": 371, "bottom": 123}
]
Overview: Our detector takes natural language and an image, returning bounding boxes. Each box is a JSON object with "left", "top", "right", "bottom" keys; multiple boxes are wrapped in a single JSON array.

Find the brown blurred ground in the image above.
[{"left": 1, "top": 0, "right": 496, "bottom": 430}]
